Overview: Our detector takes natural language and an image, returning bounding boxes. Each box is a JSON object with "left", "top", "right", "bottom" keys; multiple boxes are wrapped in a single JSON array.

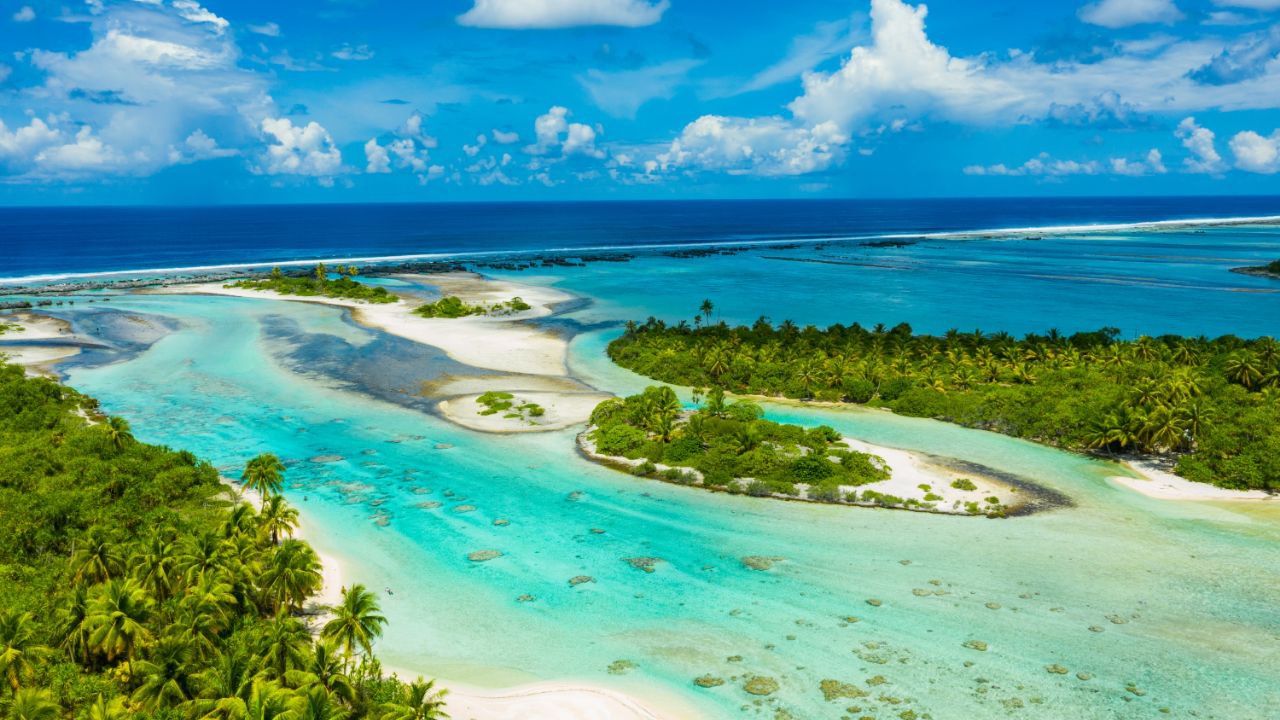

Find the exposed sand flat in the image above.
[
  {"left": 2, "top": 312, "right": 73, "bottom": 340},
  {"left": 1112, "top": 460, "right": 1278, "bottom": 502},
  {"left": 0, "top": 344, "right": 81, "bottom": 371},
  {"left": 840, "top": 437, "right": 1019, "bottom": 511},
  {"left": 152, "top": 276, "right": 571, "bottom": 376},
  {"left": 438, "top": 391, "right": 612, "bottom": 433}
]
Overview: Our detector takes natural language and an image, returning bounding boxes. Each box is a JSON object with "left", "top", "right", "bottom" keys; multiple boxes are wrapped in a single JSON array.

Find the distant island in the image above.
[
  {"left": 414, "top": 295, "right": 531, "bottom": 318},
  {"left": 608, "top": 313, "right": 1279, "bottom": 491},
  {"left": 229, "top": 263, "right": 399, "bottom": 303},
  {"left": 1230, "top": 259, "right": 1280, "bottom": 280}
]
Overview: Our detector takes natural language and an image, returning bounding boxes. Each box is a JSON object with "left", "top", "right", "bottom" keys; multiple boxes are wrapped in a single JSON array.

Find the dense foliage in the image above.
[
  {"left": 413, "top": 296, "right": 531, "bottom": 319},
  {"left": 1267, "top": 259, "right": 1280, "bottom": 274},
  {"left": 588, "top": 386, "right": 889, "bottom": 500},
  {"left": 230, "top": 264, "right": 398, "bottom": 304},
  {"left": 0, "top": 362, "right": 444, "bottom": 718},
  {"left": 608, "top": 317, "right": 1280, "bottom": 490}
]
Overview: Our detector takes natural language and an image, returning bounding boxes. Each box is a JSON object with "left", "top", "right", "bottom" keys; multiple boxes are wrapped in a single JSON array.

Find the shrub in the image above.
[{"left": 950, "top": 478, "right": 977, "bottom": 491}]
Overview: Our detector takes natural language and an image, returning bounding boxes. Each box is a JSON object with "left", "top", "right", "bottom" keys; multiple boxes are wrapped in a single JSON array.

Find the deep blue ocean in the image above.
[{"left": 4, "top": 196, "right": 1280, "bottom": 280}]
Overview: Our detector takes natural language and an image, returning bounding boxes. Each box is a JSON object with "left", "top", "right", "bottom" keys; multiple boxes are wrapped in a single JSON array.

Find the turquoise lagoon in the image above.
[{"left": 46, "top": 226, "right": 1280, "bottom": 719}]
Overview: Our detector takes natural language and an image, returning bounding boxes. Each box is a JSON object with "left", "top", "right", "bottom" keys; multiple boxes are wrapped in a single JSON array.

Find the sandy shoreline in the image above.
[
  {"left": 1111, "top": 459, "right": 1278, "bottom": 502},
  {"left": 438, "top": 390, "right": 612, "bottom": 433},
  {"left": 224, "top": 480, "right": 684, "bottom": 720},
  {"left": 152, "top": 273, "right": 573, "bottom": 377},
  {"left": 0, "top": 312, "right": 82, "bottom": 375}
]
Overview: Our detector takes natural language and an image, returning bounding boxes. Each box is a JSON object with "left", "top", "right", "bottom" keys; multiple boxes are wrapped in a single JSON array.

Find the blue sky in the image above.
[{"left": 2, "top": 0, "right": 1280, "bottom": 204}]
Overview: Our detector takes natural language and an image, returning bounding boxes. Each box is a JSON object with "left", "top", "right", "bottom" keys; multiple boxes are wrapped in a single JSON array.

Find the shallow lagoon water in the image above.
[{"left": 52, "top": 230, "right": 1280, "bottom": 719}]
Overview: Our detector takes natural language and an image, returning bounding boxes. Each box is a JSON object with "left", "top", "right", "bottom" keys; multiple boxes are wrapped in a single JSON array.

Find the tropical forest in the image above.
[{"left": 607, "top": 315, "right": 1280, "bottom": 490}]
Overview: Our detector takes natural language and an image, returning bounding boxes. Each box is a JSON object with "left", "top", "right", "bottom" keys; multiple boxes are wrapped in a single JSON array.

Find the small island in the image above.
[
  {"left": 414, "top": 295, "right": 532, "bottom": 318},
  {"left": 581, "top": 386, "right": 1017, "bottom": 515},
  {"left": 228, "top": 263, "right": 399, "bottom": 303},
  {"left": 1231, "top": 258, "right": 1280, "bottom": 280}
]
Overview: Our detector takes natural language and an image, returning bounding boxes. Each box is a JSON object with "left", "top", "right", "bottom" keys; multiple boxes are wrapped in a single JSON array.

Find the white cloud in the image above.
[
  {"left": 1229, "top": 129, "right": 1280, "bottom": 173},
  {"left": 457, "top": 0, "right": 669, "bottom": 29},
  {"left": 525, "top": 106, "right": 604, "bottom": 158},
  {"left": 0, "top": 117, "right": 63, "bottom": 160},
  {"left": 1176, "top": 116, "right": 1226, "bottom": 173},
  {"left": 5, "top": 1, "right": 271, "bottom": 180},
  {"left": 257, "top": 117, "right": 342, "bottom": 179},
  {"left": 171, "top": 0, "right": 229, "bottom": 33},
  {"left": 964, "top": 148, "right": 1167, "bottom": 178},
  {"left": 463, "top": 133, "right": 488, "bottom": 157},
  {"left": 1111, "top": 148, "right": 1167, "bottom": 175},
  {"left": 654, "top": 116, "right": 847, "bottom": 176},
  {"left": 364, "top": 138, "right": 391, "bottom": 173},
  {"left": 13, "top": 6, "right": 35, "bottom": 22},
  {"left": 492, "top": 129, "right": 519, "bottom": 144},
  {"left": 247, "top": 21, "right": 280, "bottom": 36},
  {"left": 1079, "top": 0, "right": 1184, "bottom": 28},
  {"left": 332, "top": 44, "right": 374, "bottom": 61}
]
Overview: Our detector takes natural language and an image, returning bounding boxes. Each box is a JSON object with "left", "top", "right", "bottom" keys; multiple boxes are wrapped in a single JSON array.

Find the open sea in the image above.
[{"left": 3, "top": 197, "right": 1279, "bottom": 719}]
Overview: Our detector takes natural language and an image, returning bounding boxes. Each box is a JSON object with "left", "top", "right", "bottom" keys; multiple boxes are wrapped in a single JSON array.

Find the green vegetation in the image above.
[
  {"left": 413, "top": 295, "right": 531, "bottom": 319},
  {"left": 608, "top": 316, "right": 1280, "bottom": 490},
  {"left": 476, "top": 391, "right": 545, "bottom": 421},
  {"left": 0, "top": 320, "right": 19, "bottom": 336},
  {"left": 1267, "top": 259, "right": 1280, "bottom": 274},
  {"left": 588, "top": 386, "right": 889, "bottom": 501},
  {"left": 229, "top": 263, "right": 398, "bottom": 303},
  {"left": 0, "top": 362, "right": 445, "bottom": 718}
]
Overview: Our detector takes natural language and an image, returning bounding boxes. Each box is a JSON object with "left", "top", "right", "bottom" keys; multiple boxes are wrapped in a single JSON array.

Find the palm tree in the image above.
[
  {"left": 290, "top": 686, "right": 351, "bottom": 720},
  {"left": 315, "top": 262, "right": 328, "bottom": 283},
  {"left": 193, "top": 650, "right": 256, "bottom": 719},
  {"left": 285, "top": 640, "right": 355, "bottom": 704},
  {"left": 260, "top": 540, "right": 322, "bottom": 614},
  {"left": 0, "top": 611, "right": 50, "bottom": 693},
  {"left": 86, "top": 695, "right": 128, "bottom": 720},
  {"left": 321, "top": 585, "right": 387, "bottom": 660},
  {"left": 104, "top": 416, "right": 134, "bottom": 452},
  {"left": 698, "top": 299, "right": 714, "bottom": 324},
  {"left": 380, "top": 677, "right": 449, "bottom": 720},
  {"left": 131, "top": 531, "right": 177, "bottom": 602},
  {"left": 56, "top": 586, "right": 93, "bottom": 665},
  {"left": 259, "top": 495, "right": 299, "bottom": 545},
  {"left": 72, "top": 530, "right": 123, "bottom": 585},
  {"left": 1224, "top": 351, "right": 1263, "bottom": 389},
  {"left": 241, "top": 453, "right": 286, "bottom": 506},
  {"left": 131, "top": 636, "right": 196, "bottom": 712},
  {"left": 4, "top": 689, "right": 59, "bottom": 720},
  {"left": 86, "top": 580, "right": 153, "bottom": 674},
  {"left": 255, "top": 613, "right": 311, "bottom": 680},
  {"left": 244, "top": 681, "right": 296, "bottom": 720}
]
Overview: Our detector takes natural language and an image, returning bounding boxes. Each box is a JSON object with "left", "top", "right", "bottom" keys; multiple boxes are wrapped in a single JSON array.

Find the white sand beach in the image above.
[
  {"left": 153, "top": 273, "right": 573, "bottom": 377},
  {"left": 840, "top": 436, "right": 1020, "bottom": 510},
  {"left": 0, "top": 312, "right": 82, "bottom": 375},
  {"left": 1111, "top": 459, "right": 1278, "bottom": 502}
]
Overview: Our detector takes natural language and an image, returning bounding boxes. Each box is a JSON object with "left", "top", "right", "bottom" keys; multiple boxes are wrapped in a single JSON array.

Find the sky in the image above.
[{"left": 2, "top": 0, "right": 1280, "bottom": 204}]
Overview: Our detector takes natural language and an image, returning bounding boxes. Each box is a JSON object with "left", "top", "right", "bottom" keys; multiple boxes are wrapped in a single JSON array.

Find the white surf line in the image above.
[{"left": 4, "top": 213, "right": 1279, "bottom": 287}]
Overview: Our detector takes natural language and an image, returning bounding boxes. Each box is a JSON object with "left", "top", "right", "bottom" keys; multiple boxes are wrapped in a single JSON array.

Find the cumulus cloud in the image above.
[
  {"left": 1229, "top": 129, "right": 1280, "bottom": 173},
  {"left": 5, "top": 0, "right": 270, "bottom": 180},
  {"left": 1176, "top": 116, "right": 1226, "bottom": 173},
  {"left": 463, "top": 133, "right": 487, "bottom": 157},
  {"left": 579, "top": 59, "right": 701, "bottom": 118},
  {"left": 457, "top": 0, "right": 669, "bottom": 29},
  {"left": 362, "top": 112, "right": 438, "bottom": 180},
  {"left": 257, "top": 117, "right": 343, "bottom": 181},
  {"left": 492, "top": 129, "right": 519, "bottom": 144},
  {"left": 1187, "top": 25, "right": 1280, "bottom": 85},
  {"left": 525, "top": 106, "right": 604, "bottom": 158},
  {"left": 1212, "top": 0, "right": 1280, "bottom": 9},
  {"left": 13, "top": 5, "right": 35, "bottom": 22},
  {"left": 364, "top": 138, "right": 391, "bottom": 173},
  {"left": 964, "top": 149, "right": 1166, "bottom": 178},
  {"left": 1078, "top": 0, "right": 1184, "bottom": 28},
  {"left": 653, "top": 116, "right": 848, "bottom": 176}
]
